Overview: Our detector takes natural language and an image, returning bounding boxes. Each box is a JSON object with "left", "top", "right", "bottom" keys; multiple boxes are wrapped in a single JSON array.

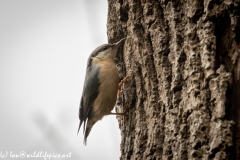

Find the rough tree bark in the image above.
[{"left": 107, "top": 0, "right": 240, "bottom": 159}]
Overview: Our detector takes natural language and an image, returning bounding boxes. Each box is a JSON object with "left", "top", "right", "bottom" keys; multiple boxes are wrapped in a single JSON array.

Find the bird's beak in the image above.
[{"left": 113, "top": 38, "right": 126, "bottom": 49}]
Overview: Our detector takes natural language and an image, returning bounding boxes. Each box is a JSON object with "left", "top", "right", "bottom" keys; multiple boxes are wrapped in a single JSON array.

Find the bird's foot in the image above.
[
  {"left": 109, "top": 112, "right": 126, "bottom": 116},
  {"left": 118, "top": 76, "right": 130, "bottom": 97},
  {"left": 110, "top": 103, "right": 129, "bottom": 125}
]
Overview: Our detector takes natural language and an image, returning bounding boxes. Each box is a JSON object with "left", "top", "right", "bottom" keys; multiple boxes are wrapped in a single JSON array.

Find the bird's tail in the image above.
[
  {"left": 77, "top": 120, "right": 83, "bottom": 136},
  {"left": 83, "top": 119, "right": 96, "bottom": 145},
  {"left": 78, "top": 105, "right": 86, "bottom": 136}
]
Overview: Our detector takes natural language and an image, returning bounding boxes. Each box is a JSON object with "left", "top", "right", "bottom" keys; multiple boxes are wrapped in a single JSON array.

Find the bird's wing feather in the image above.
[{"left": 78, "top": 64, "right": 101, "bottom": 134}]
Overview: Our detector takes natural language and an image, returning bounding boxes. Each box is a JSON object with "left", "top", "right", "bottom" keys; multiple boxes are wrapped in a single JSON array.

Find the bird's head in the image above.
[{"left": 91, "top": 38, "right": 125, "bottom": 60}]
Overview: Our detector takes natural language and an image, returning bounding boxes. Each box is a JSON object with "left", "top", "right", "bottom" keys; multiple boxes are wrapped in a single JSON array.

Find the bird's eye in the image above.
[{"left": 102, "top": 46, "right": 108, "bottom": 51}]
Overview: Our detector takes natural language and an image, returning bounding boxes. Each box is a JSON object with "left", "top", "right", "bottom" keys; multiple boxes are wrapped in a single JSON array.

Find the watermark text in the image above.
[{"left": 0, "top": 151, "right": 71, "bottom": 160}]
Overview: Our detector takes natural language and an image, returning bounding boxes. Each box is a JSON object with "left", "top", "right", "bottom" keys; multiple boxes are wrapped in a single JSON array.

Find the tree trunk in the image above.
[{"left": 107, "top": 0, "right": 240, "bottom": 159}]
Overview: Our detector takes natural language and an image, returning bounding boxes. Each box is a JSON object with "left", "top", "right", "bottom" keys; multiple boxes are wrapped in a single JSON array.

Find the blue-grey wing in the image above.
[{"left": 78, "top": 64, "right": 101, "bottom": 134}]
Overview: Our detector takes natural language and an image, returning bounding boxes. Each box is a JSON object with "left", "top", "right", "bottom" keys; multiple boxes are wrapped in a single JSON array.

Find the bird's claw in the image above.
[{"left": 118, "top": 76, "right": 130, "bottom": 97}]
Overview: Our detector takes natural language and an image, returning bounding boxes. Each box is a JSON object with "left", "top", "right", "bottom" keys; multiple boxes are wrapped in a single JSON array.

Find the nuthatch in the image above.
[{"left": 78, "top": 38, "right": 125, "bottom": 144}]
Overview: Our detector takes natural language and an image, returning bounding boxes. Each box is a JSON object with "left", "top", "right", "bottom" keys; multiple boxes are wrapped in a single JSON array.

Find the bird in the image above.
[{"left": 78, "top": 38, "right": 125, "bottom": 144}]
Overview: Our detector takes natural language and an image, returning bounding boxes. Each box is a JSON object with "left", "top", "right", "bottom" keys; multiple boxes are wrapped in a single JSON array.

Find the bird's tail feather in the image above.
[
  {"left": 77, "top": 120, "right": 83, "bottom": 136},
  {"left": 83, "top": 127, "right": 92, "bottom": 145},
  {"left": 83, "top": 119, "right": 96, "bottom": 145}
]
